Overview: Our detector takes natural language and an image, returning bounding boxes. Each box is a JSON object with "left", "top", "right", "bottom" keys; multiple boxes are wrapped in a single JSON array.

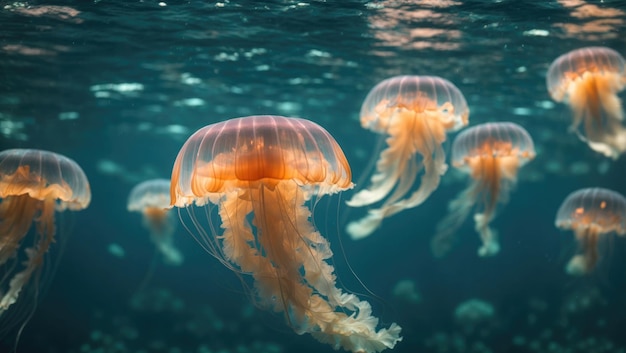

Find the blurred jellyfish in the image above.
[
  {"left": 454, "top": 298, "right": 495, "bottom": 328},
  {"left": 547, "top": 46, "right": 626, "bottom": 159},
  {"left": 346, "top": 75, "right": 469, "bottom": 239},
  {"left": 392, "top": 279, "right": 420, "bottom": 305},
  {"left": 431, "top": 122, "right": 535, "bottom": 257},
  {"left": 0, "top": 149, "right": 90, "bottom": 329},
  {"left": 170, "top": 115, "right": 401, "bottom": 353},
  {"left": 128, "top": 179, "right": 182, "bottom": 266},
  {"left": 555, "top": 187, "right": 626, "bottom": 275}
]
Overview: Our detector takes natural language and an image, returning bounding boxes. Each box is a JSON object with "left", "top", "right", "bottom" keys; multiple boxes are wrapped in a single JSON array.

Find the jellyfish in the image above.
[
  {"left": 555, "top": 187, "right": 626, "bottom": 275},
  {"left": 128, "top": 179, "right": 182, "bottom": 265},
  {"left": 346, "top": 75, "right": 469, "bottom": 240},
  {"left": 431, "top": 122, "right": 535, "bottom": 257},
  {"left": 170, "top": 115, "right": 402, "bottom": 353},
  {"left": 454, "top": 298, "right": 495, "bottom": 327},
  {"left": 0, "top": 149, "right": 90, "bottom": 323},
  {"left": 547, "top": 46, "right": 626, "bottom": 159}
]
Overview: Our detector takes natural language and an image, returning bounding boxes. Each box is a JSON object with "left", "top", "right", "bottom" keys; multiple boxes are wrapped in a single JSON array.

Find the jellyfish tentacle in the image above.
[
  {"left": 347, "top": 111, "right": 416, "bottom": 208},
  {"left": 577, "top": 226, "right": 600, "bottom": 273},
  {"left": 430, "top": 187, "right": 477, "bottom": 258},
  {"left": 384, "top": 108, "right": 449, "bottom": 209},
  {"left": 472, "top": 155, "right": 501, "bottom": 257},
  {"left": 346, "top": 157, "right": 422, "bottom": 239},
  {"left": 345, "top": 146, "right": 421, "bottom": 240},
  {"left": 0, "top": 196, "right": 40, "bottom": 266},
  {"left": 142, "top": 208, "right": 182, "bottom": 265},
  {"left": 347, "top": 108, "right": 450, "bottom": 239},
  {"left": 218, "top": 181, "right": 401, "bottom": 353},
  {"left": 155, "top": 239, "right": 183, "bottom": 266},
  {"left": 565, "top": 227, "right": 599, "bottom": 276},
  {"left": 570, "top": 72, "right": 626, "bottom": 158},
  {"left": 391, "top": 129, "right": 447, "bottom": 211},
  {"left": 0, "top": 197, "right": 55, "bottom": 312},
  {"left": 472, "top": 152, "right": 523, "bottom": 257}
]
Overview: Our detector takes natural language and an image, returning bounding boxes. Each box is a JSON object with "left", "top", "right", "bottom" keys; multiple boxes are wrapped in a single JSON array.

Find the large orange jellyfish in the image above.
[
  {"left": 0, "top": 149, "right": 90, "bottom": 326},
  {"left": 170, "top": 115, "right": 402, "bottom": 353},
  {"left": 346, "top": 75, "right": 469, "bottom": 240},
  {"left": 128, "top": 179, "right": 182, "bottom": 265},
  {"left": 547, "top": 46, "right": 626, "bottom": 159},
  {"left": 431, "top": 122, "right": 535, "bottom": 257},
  {"left": 555, "top": 187, "right": 626, "bottom": 275}
]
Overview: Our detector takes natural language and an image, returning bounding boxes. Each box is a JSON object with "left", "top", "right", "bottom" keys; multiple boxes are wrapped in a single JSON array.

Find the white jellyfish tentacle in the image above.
[
  {"left": 156, "top": 241, "right": 184, "bottom": 266},
  {"left": 346, "top": 107, "right": 451, "bottom": 240},
  {"left": 144, "top": 211, "right": 183, "bottom": 265},
  {"left": 346, "top": 110, "right": 415, "bottom": 208},
  {"left": 430, "top": 187, "right": 476, "bottom": 258},
  {"left": 474, "top": 212, "right": 500, "bottom": 257},
  {"left": 389, "top": 131, "right": 448, "bottom": 212},
  {"left": 348, "top": 123, "right": 448, "bottom": 241},
  {"left": 345, "top": 141, "right": 405, "bottom": 207},
  {"left": 565, "top": 254, "right": 588, "bottom": 276},
  {"left": 345, "top": 149, "right": 421, "bottom": 240}
]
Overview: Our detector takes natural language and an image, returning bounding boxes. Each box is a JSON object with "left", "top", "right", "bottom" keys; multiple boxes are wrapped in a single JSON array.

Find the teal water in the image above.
[{"left": 1, "top": 1, "right": 626, "bottom": 352}]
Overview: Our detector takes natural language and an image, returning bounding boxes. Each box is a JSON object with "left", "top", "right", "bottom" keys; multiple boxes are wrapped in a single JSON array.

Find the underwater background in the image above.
[{"left": 1, "top": 0, "right": 626, "bottom": 352}]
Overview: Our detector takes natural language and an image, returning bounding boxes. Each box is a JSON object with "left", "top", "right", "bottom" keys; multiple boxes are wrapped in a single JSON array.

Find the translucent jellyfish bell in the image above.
[
  {"left": 431, "top": 122, "right": 535, "bottom": 257},
  {"left": 547, "top": 47, "right": 626, "bottom": 159},
  {"left": 0, "top": 149, "right": 90, "bottom": 333},
  {"left": 346, "top": 75, "right": 469, "bottom": 239},
  {"left": 555, "top": 187, "right": 626, "bottom": 275},
  {"left": 128, "top": 179, "right": 182, "bottom": 266},
  {"left": 170, "top": 115, "right": 402, "bottom": 353}
]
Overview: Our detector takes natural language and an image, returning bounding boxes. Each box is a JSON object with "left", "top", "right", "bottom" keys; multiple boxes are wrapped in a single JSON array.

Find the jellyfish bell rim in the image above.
[
  {"left": 546, "top": 46, "right": 626, "bottom": 101},
  {"left": 555, "top": 219, "right": 626, "bottom": 236},
  {"left": 169, "top": 115, "right": 354, "bottom": 208},
  {"left": 0, "top": 148, "right": 91, "bottom": 210},
  {"left": 359, "top": 75, "right": 470, "bottom": 132},
  {"left": 555, "top": 187, "right": 626, "bottom": 235},
  {"left": 127, "top": 178, "right": 172, "bottom": 211},
  {"left": 450, "top": 122, "right": 536, "bottom": 169}
]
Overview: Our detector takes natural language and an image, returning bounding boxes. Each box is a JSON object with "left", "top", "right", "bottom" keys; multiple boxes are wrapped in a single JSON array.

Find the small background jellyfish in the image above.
[
  {"left": 454, "top": 298, "right": 495, "bottom": 329},
  {"left": 555, "top": 187, "right": 626, "bottom": 275},
  {"left": 391, "top": 279, "right": 421, "bottom": 306},
  {"left": 346, "top": 75, "right": 469, "bottom": 240},
  {"left": 547, "top": 46, "right": 626, "bottom": 159},
  {"left": 431, "top": 122, "right": 535, "bottom": 257},
  {"left": 170, "top": 115, "right": 402, "bottom": 353},
  {"left": 127, "top": 178, "right": 183, "bottom": 266},
  {"left": 0, "top": 149, "right": 90, "bottom": 337}
]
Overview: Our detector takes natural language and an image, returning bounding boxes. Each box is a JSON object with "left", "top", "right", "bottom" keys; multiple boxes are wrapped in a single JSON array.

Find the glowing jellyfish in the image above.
[
  {"left": 431, "top": 122, "right": 535, "bottom": 257},
  {"left": 0, "top": 149, "right": 90, "bottom": 320},
  {"left": 555, "top": 187, "right": 626, "bottom": 275},
  {"left": 346, "top": 75, "right": 469, "bottom": 240},
  {"left": 128, "top": 179, "right": 182, "bottom": 265},
  {"left": 547, "top": 46, "right": 626, "bottom": 159},
  {"left": 170, "top": 115, "right": 402, "bottom": 353}
]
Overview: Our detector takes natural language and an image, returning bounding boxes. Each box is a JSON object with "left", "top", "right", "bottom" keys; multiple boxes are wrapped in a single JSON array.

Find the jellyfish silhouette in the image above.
[
  {"left": 431, "top": 122, "right": 535, "bottom": 257},
  {"left": 128, "top": 179, "right": 182, "bottom": 265},
  {"left": 555, "top": 187, "right": 626, "bottom": 275},
  {"left": 547, "top": 46, "right": 626, "bottom": 159},
  {"left": 0, "top": 149, "right": 90, "bottom": 330},
  {"left": 346, "top": 75, "right": 469, "bottom": 240},
  {"left": 170, "top": 115, "right": 402, "bottom": 353}
]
